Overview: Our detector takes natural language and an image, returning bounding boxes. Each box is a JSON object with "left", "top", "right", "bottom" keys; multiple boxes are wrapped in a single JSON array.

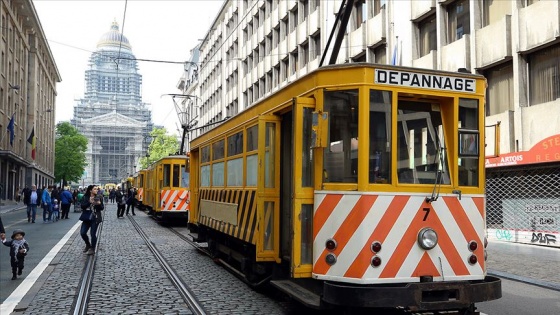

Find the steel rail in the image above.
[
  {"left": 128, "top": 217, "right": 207, "bottom": 315},
  {"left": 71, "top": 212, "right": 104, "bottom": 315}
]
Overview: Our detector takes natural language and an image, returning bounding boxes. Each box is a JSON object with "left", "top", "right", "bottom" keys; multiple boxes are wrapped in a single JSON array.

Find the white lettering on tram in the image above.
[{"left": 375, "top": 69, "right": 476, "bottom": 93}]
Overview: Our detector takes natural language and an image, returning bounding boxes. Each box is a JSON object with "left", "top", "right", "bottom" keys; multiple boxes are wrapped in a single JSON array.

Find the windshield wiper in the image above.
[{"left": 426, "top": 141, "right": 445, "bottom": 203}]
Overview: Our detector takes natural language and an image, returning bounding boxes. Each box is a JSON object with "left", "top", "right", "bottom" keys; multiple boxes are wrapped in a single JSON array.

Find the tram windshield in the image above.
[{"left": 397, "top": 101, "right": 450, "bottom": 185}]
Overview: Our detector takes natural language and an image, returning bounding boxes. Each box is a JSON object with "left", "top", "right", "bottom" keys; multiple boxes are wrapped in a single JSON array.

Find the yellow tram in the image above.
[
  {"left": 144, "top": 155, "right": 190, "bottom": 222},
  {"left": 188, "top": 63, "right": 501, "bottom": 312},
  {"left": 133, "top": 170, "right": 147, "bottom": 210}
]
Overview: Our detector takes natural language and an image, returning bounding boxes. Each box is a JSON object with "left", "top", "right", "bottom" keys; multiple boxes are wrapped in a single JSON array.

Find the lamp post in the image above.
[{"left": 161, "top": 94, "right": 200, "bottom": 155}]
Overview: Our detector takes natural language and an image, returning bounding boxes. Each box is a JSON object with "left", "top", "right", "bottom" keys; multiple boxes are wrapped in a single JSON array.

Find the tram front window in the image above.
[
  {"left": 323, "top": 90, "right": 359, "bottom": 183},
  {"left": 397, "top": 101, "right": 450, "bottom": 185}
]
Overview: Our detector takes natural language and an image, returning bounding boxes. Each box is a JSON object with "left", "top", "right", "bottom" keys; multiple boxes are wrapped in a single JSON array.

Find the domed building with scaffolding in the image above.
[{"left": 71, "top": 21, "right": 153, "bottom": 185}]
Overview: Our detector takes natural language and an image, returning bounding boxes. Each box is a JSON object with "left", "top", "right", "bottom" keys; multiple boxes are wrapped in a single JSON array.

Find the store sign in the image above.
[{"left": 485, "top": 134, "right": 560, "bottom": 168}]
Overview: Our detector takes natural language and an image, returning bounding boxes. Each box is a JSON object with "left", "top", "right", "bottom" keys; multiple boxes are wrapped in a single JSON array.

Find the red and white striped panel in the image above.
[
  {"left": 137, "top": 188, "right": 144, "bottom": 202},
  {"left": 160, "top": 189, "right": 190, "bottom": 211},
  {"left": 312, "top": 192, "right": 486, "bottom": 284}
]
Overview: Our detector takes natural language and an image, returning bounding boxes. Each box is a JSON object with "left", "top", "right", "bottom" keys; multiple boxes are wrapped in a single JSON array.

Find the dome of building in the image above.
[{"left": 97, "top": 21, "right": 132, "bottom": 50}]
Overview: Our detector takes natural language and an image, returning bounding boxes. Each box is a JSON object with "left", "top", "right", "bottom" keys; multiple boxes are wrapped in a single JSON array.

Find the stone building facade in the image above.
[
  {"left": 71, "top": 22, "right": 153, "bottom": 186},
  {"left": 0, "top": 0, "right": 59, "bottom": 202}
]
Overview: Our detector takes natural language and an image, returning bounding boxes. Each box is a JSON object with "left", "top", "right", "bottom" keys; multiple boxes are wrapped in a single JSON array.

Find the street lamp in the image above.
[{"left": 161, "top": 94, "right": 200, "bottom": 155}]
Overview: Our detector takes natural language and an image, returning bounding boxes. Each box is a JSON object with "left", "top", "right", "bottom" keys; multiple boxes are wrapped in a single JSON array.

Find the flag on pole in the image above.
[
  {"left": 7, "top": 114, "right": 15, "bottom": 146},
  {"left": 27, "top": 127, "right": 36, "bottom": 160},
  {"left": 390, "top": 41, "right": 398, "bottom": 66}
]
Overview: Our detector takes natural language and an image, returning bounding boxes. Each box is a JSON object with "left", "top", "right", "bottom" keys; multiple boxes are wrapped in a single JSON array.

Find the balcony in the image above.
[
  {"left": 441, "top": 35, "right": 470, "bottom": 72},
  {"left": 412, "top": 50, "right": 437, "bottom": 70},
  {"left": 367, "top": 9, "right": 386, "bottom": 46},
  {"left": 518, "top": 0, "right": 560, "bottom": 52},
  {"left": 349, "top": 24, "right": 365, "bottom": 58},
  {"left": 411, "top": 0, "right": 436, "bottom": 20},
  {"left": 476, "top": 15, "right": 512, "bottom": 68}
]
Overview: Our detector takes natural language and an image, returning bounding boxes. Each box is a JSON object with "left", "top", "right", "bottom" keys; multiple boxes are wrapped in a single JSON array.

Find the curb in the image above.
[
  {"left": 488, "top": 269, "right": 560, "bottom": 292},
  {"left": 0, "top": 205, "right": 27, "bottom": 214}
]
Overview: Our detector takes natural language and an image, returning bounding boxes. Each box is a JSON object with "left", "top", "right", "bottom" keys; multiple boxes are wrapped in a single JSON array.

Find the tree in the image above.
[
  {"left": 138, "top": 127, "right": 179, "bottom": 169},
  {"left": 54, "top": 122, "right": 88, "bottom": 187}
]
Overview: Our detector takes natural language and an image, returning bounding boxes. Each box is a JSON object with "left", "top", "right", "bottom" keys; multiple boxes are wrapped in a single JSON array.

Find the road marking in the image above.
[{"left": 0, "top": 221, "right": 81, "bottom": 315}]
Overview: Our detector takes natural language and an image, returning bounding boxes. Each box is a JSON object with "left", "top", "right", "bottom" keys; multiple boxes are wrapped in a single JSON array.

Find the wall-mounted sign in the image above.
[{"left": 485, "top": 134, "right": 560, "bottom": 168}]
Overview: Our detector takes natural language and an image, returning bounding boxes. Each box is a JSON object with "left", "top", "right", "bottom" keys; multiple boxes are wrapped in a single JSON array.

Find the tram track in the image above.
[
  {"left": 128, "top": 215, "right": 207, "bottom": 315},
  {"left": 70, "top": 213, "right": 105, "bottom": 315},
  {"left": 70, "top": 212, "right": 206, "bottom": 315}
]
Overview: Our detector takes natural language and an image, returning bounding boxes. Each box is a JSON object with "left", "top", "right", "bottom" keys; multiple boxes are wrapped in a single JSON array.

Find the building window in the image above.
[
  {"left": 311, "top": 32, "right": 321, "bottom": 59},
  {"left": 281, "top": 57, "right": 289, "bottom": 81},
  {"left": 373, "top": 0, "right": 386, "bottom": 17},
  {"left": 300, "top": 42, "right": 309, "bottom": 68},
  {"left": 353, "top": 0, "right": 367, "bottom": 29},
  {"left": 523, "top": 0, "right": 540, "bottom": 7},
  {"left": 482, "top": 0, "right": 512, "bottom": 27},
  {"left": 447, "top": 0, "right": 470, "bottom": 43},
  {"left": 290, "top": 7, "right": 298, "bottom": 32},
  {"left": 484, "top": 62, "right": 513, "bottom": 116},
  {"left": 418, "top": 14, "right": 437, "bottom": 57},
  {"left": 290, "top": 50, "right": 299, "bottom": 75},
  {"left": 529, "top": 44, "right": 560, "bottom": 106},
  {"left": 371, "top": 44, "right": 386, "bottom": 64}
]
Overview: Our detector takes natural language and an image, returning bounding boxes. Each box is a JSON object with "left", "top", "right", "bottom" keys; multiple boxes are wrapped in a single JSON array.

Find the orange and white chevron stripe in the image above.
[
  {"left": 313, "top": 192, "right": 486, "bottom": 284},
  {"left": 160, "top": 189, "right": 190, "bottom": 211},
  {"left": 137, "top": 188, "right": 144, "bottom": 202}
]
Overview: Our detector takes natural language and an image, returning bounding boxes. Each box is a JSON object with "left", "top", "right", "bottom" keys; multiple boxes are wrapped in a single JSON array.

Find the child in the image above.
[
  {"left": 52, "top": 198, "right": 60, "bottom": 222},
  {"left": 2, "top": 229, "right": 30, "bottom": 280}
]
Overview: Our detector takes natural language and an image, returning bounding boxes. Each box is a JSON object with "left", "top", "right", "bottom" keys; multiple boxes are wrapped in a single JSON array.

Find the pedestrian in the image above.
[
  {"left": 2, "top": 229, "right": 30, "bottom": 280},
  {"left": 15, "top": 187, "right": 21, "bottom": 203},
  {"left": 42, "top": 186, "right": 53, "bottom": 223},
  {"left": 0, "top": 215, "right": 5, "bottom": 240},
  {"left": 24, "top": 185, "right": 39, "bottom": 223},
  {"left": 109, "top": 189, "right": 115, "bottom": 203},
  {"left": 116, "top": 189, "right": 125, "bottom": 218},
  {"left": 126, "top": 188, "right": 136, "bottom": 216},
  {"left": 59, "top": 187, "right": 73, "bottom": 219},
  {"left": 51, "top": 186, "right": 61, "bottom": 220},
  {"left": 51, "top": 198, "right": 60, "bottom": 221},
  {"left": 79, "top": 185, "right": 104, "bottom": 255}
]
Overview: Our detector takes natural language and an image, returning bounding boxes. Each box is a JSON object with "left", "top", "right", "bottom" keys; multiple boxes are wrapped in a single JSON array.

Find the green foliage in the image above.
[
  {"left": 138, "top": 127, "right": 179, "bottom": 169},
  {"left": 54, "top": 122, "right": 88, "bottom": 187}
]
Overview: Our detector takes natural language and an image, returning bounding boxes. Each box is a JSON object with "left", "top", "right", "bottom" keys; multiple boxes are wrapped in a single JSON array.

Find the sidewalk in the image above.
[{"left": 0, "top": 202, "right": 26, "bottom": 214}]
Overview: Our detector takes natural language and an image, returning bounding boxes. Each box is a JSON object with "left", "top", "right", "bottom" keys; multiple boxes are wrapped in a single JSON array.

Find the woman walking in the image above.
[{"left": 79, "top": 185, "right": 104, "bottom": 255}]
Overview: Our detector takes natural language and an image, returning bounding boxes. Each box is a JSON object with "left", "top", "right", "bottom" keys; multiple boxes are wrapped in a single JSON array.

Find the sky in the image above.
[{"left": 32, "top": 0, "right": 224, "bottom": 136}]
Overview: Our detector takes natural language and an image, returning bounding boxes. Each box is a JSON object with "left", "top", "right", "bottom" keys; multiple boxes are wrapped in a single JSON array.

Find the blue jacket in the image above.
[
  {"left": 42, "top": 190, "right": 52, "bottom": 205},
  {"left": 60, "top": 190, "right": 73, "bottom": 205}
]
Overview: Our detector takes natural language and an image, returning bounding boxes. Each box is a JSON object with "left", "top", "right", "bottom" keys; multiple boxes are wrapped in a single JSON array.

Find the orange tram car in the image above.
[
  {"left": 181, "top": 64, "right": 501, "bottom": 313},
  {"left": 138, "top": 155, "right": 190, "bottom": 223}
]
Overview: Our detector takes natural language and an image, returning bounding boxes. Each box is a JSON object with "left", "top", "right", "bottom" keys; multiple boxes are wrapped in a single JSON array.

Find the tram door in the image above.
[
  {"left": 284, "top": 97, "right": 316, "bottom": 278},
  {"left": 256, "top": 115, "right": 281, "bottom": 261}
]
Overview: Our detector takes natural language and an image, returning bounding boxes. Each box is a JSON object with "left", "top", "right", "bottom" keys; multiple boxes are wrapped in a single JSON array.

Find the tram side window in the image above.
[
  {"left": 458, "top": 98, "right": 479, "bottom": 187},
  {"left": 173, "top": 164, "right": 180, "bottom": 187},
  {"left": 246, "top": 125, "right": 259, "bottom": 186},
  {"left": 323, "top": 89, "right": 359, "bottom": 183},
  {"left": 181, "top": 165, "right": 189, "bottom": 188},
  {"left": 397, "top": 101, "right": 450, "bottom": 184},
  {"left": 163, "top": 164, "right": 171, "bottom": 187},
  {"left": 369, "top": 90, "right": 392, "bottom": 184},
  {"left": 201, "top": 145, "right": 210, "bottom": 187}
]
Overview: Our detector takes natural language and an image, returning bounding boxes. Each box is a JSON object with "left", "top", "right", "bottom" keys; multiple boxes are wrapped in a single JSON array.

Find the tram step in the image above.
[{"left": 270, "top": 279, "right": 322, "bottom": 309}]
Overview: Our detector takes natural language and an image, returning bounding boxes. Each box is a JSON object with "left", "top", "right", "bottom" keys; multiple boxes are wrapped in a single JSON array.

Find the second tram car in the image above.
[
  {"left": 187, "top": 64, "right": 501, "bottom": 312},
  {"left": 144, "top": 155, "right": 190, "bottom": 222}
]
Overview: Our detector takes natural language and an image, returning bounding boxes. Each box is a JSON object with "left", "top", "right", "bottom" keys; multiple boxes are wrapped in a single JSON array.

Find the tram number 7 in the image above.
[{"left": 422, "top": 208, "right": 430, "bottom": 221}]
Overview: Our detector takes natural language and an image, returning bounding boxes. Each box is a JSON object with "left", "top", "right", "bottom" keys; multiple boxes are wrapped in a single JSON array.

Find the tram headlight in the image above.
[
  {"left": 325, "top": 253, "right": 337, "bottom": 265},
  {"left": 418, "top": 228, "right": 438, "bottom": 250}
]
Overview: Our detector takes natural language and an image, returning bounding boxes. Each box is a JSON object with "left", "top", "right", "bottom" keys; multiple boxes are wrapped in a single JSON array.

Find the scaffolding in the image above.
[{"left": 70, "top": 22, "right": 153, "bottom": 186}]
